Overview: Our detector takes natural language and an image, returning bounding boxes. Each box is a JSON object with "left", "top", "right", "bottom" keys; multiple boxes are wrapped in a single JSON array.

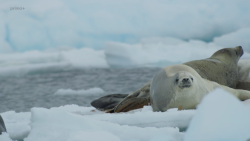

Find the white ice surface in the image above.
[
  {"left": 54, "top": 88, "right": 105, "bottom": 96},
  {"left": 213, "top": 28, "right": 250, "bottom": 52},
  {"left": 0, "top": 47, "right": 108, "bottom": 77},
  {"left": 1, "top": 0, "right": 250, "bottom": 52},
  {"left": 0, "top": 33, "right": 249, "bottom": 74},
  {"left": 25, "top": 108, "right": 183, "bottom": 141},
  {"left": 105, "top": 37, "right": 250, "bottom": 67},
  {"left": 1, "top": 89, "right": 250, "bottom": 141},
  {"left": 0, "top": 133, "right": 12, "bottom": 141},
  {"left": 1, "top": 111, "right": 31, "bottom": 140},
  {"left": 184, "top": 89, "right": 250, "bottom": 141}
]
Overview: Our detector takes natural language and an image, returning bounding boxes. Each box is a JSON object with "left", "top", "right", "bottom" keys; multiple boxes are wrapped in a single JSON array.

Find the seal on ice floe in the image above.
[
  {"left": 0, "top": 115, "right": 7, "bottom": 135},
  {"left": 150, "top": 64, "right": 250, "bottom": 112},
  {"left": 91, "top": 46, "right": 250, "bottom": 112}
]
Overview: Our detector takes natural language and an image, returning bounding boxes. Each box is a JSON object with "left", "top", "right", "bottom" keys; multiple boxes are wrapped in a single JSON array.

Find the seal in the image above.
[
  {"left": 91, "top": 46, "right": 249, "bottom": 112},
  {"left": 184, "top": 46, "right": 243, "bottom": 88},
  {"left": 150, "top": 64, "right": 250, "bottom": 112},
  {"left": 0, "top": 115, "right": 7, "bottom": 135},
  {"left": 238, "top": 59, "right": 250, "bottom": 82}
]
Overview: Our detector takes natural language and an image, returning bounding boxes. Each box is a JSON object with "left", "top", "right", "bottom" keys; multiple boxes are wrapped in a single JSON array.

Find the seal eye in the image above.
[
  {"left": 191, "top": 78, "right": 193, "bottom": 81},
  {"left": 176, "top": 79, "right": 179, "bottom": 83},
  {"left": 235, "top": 50, "right": 238, "bottom": 55}
]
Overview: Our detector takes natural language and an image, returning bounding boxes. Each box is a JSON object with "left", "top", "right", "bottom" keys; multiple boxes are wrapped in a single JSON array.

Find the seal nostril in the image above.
[{"left": 182, "top": 78, "right": 189, "bottom": 82}]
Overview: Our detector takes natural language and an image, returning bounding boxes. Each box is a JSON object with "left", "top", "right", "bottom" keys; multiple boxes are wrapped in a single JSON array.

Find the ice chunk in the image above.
[
  {"left": 213, "top": 28, "right": 250, "bottom": 53},
  {"left": 54, "top": 88, "right": 105, "bottom": 96},
  {"left": 184, "top": 88, "right": 250, "bottom": 141},
  {"left": 0, "top": 48, "right": 108, "bottom": 77},
  {"left": 24, "top": 107, "right": 184, "bottom": 141},
  {"left": 1, "top": 1, "right": 250, "bottom": 52},
  {"left": 105, "top": 38, "right": 222, "bottom": 67},
  {"left": 0, "top": 132, "right": 12, "bottom": 141},
  {"left": 1, "top": 111, "right": 31, "bottom": 141}
]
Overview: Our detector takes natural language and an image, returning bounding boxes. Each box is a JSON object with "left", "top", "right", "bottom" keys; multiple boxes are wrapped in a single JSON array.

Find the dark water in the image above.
[{"left": 0, "top": 68, "right": 161, "bottom": 113}]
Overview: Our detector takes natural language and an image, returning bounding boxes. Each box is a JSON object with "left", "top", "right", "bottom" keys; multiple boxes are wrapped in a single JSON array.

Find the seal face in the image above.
[
  {"left": 150, "top": 65, "right": 207, "bottom": 112},
  {"left": 176, "top": 71, "right": 193, "bottom": 89}
]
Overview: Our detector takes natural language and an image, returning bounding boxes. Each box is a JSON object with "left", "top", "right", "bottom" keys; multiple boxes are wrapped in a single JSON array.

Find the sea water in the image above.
[{"left": 0, "top": 68, "right": 160, "bottom": 113}]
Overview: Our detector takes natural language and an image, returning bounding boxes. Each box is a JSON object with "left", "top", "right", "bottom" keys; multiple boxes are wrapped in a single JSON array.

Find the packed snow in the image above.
[
  {"left": 105, "top": 37, "right": 250, "bottom": 67},
  {"left": 184, "top": 89, "right": 250, "bottom": 141},
  {"left": 54, "top": 88, "right": 105, "bottom": 96},
  {"left": 1, "top": 88, "right": 250, "bottom": 141},
  {"left": 0, "top": 48, "right": 108, "bottom": 77},
  {"left": 0, "top": 37, "right": 250, "bottom": 76},
  {"left": 1, "top": 0, "right": 250, "bottom": 52},
  {"left": 0, "top": 0, "right": 250, "bottom": 74},
  {"left": 1, "top": 0, "right": 250, "bottom": 140}
]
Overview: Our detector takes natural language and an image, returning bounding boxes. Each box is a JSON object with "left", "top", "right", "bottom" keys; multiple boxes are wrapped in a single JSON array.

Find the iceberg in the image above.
[{"left": 1, "top": 0, "right": 250, "bottom": 52}]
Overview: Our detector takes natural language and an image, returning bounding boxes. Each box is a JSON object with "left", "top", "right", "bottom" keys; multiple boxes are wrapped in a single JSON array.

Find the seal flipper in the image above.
[
  {"left": 114, "top": 97, "right": 150, "bottom": 112},
  {"left": 236, "top": 82, "right": 250, "bottom": 91},
  {"left": 0, "top": 115, "right": 7, "bottom": 135},
  {"left": 91, "top": 94, "right": 128, "bottom": 111},
  {"left": 113, "top": 81, "right": 151, "bottom": 113}
]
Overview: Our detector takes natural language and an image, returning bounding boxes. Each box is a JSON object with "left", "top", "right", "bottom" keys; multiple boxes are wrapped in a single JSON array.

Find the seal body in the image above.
[
  {"left": 150, "top": 64, "right": 211, "bottom": 111},
  {"left": 184, "top": 46, "right": 243, "bottom": 88},
  {"left": 91, "top": 46, "right": 249, "bottom": 112},
  {"left": 150, "top": 64, "right": 250, "bottom": 112}
]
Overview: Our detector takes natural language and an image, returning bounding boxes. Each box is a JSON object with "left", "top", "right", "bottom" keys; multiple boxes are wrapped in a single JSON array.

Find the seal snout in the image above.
[
  {"left": 179, "top": 77, "right": 193, "bottom": 89},
  {"left": 235, "top": 46, "right": 244, "bottom": 57}
]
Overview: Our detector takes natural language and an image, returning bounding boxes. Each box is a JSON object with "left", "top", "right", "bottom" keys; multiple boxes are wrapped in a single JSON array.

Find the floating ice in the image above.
[
  {"left": 184, "top": 88, "right": 250, "bottom": 141},
  {"left": 0, "top": 111, "right": 31, "bottom": 140},
  {"left": 1, "top": 0, "right": 250, "bottom": 52},
  {"left": 105, "top": 37, "right": 250, "bottom": 67},
  {"left": 54, "top": 88, "right": 105, "bottom": 96},
  {"left": 0, "top": 47, "right": 108, "bottom": 77},
  {"left": 24, "top": 107, "right": 184, "bottom": 141},
  {"left": 0, "top": 132, "right": 12, "bottom": 141},
  {"left": 213, "top": 28, "right": 250, "bottom": 52},
  {"left": 2, "top": 95, "right": 250, "bottom": 141}
]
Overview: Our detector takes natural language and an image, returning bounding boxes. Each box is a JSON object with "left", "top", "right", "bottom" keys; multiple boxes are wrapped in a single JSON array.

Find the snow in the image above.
[
  {"left": 0, "top": 47, "right": 108, "bottom": 77},
  {"left": 25, "top": 107, "right": 183, "bottom": 141},
  {"left": 54, "top": 88, "right": 105, "bottom": 96},
  {"left": 1, "top": 0, "right": 250, "bottom": 52},
  {"left": 0, "top": 0, "right": 250, "bottom": 74},
  {"left": 0, "top": 111, "right": 31, "bottom": 140},
  {"left": 0, "top": 37, "right": 249, "bottom": 75},
  {"left": 105, "top": 38, "right": 250, "bottom": 67},
  {"left": 184, "top": 88, "right": 250, "bottom": 141},
  {"left": 1, "top": 89, "right": 250, "bottom": 141},
  {"left": 0, "top": 133, "right": 12, "bottom": 141},
  {"left": 213, "top": 28, "right": 250, "bottom": 52}
]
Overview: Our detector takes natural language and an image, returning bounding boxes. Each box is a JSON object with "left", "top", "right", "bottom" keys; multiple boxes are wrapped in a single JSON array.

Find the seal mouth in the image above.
[{"left": 179, "top": 84, "right": 191, "bottom": 89}]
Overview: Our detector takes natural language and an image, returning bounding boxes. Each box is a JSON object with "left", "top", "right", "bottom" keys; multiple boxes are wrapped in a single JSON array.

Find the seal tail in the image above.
[{"left": 0, "top": 115, "right": 7, "bottom": 134}]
